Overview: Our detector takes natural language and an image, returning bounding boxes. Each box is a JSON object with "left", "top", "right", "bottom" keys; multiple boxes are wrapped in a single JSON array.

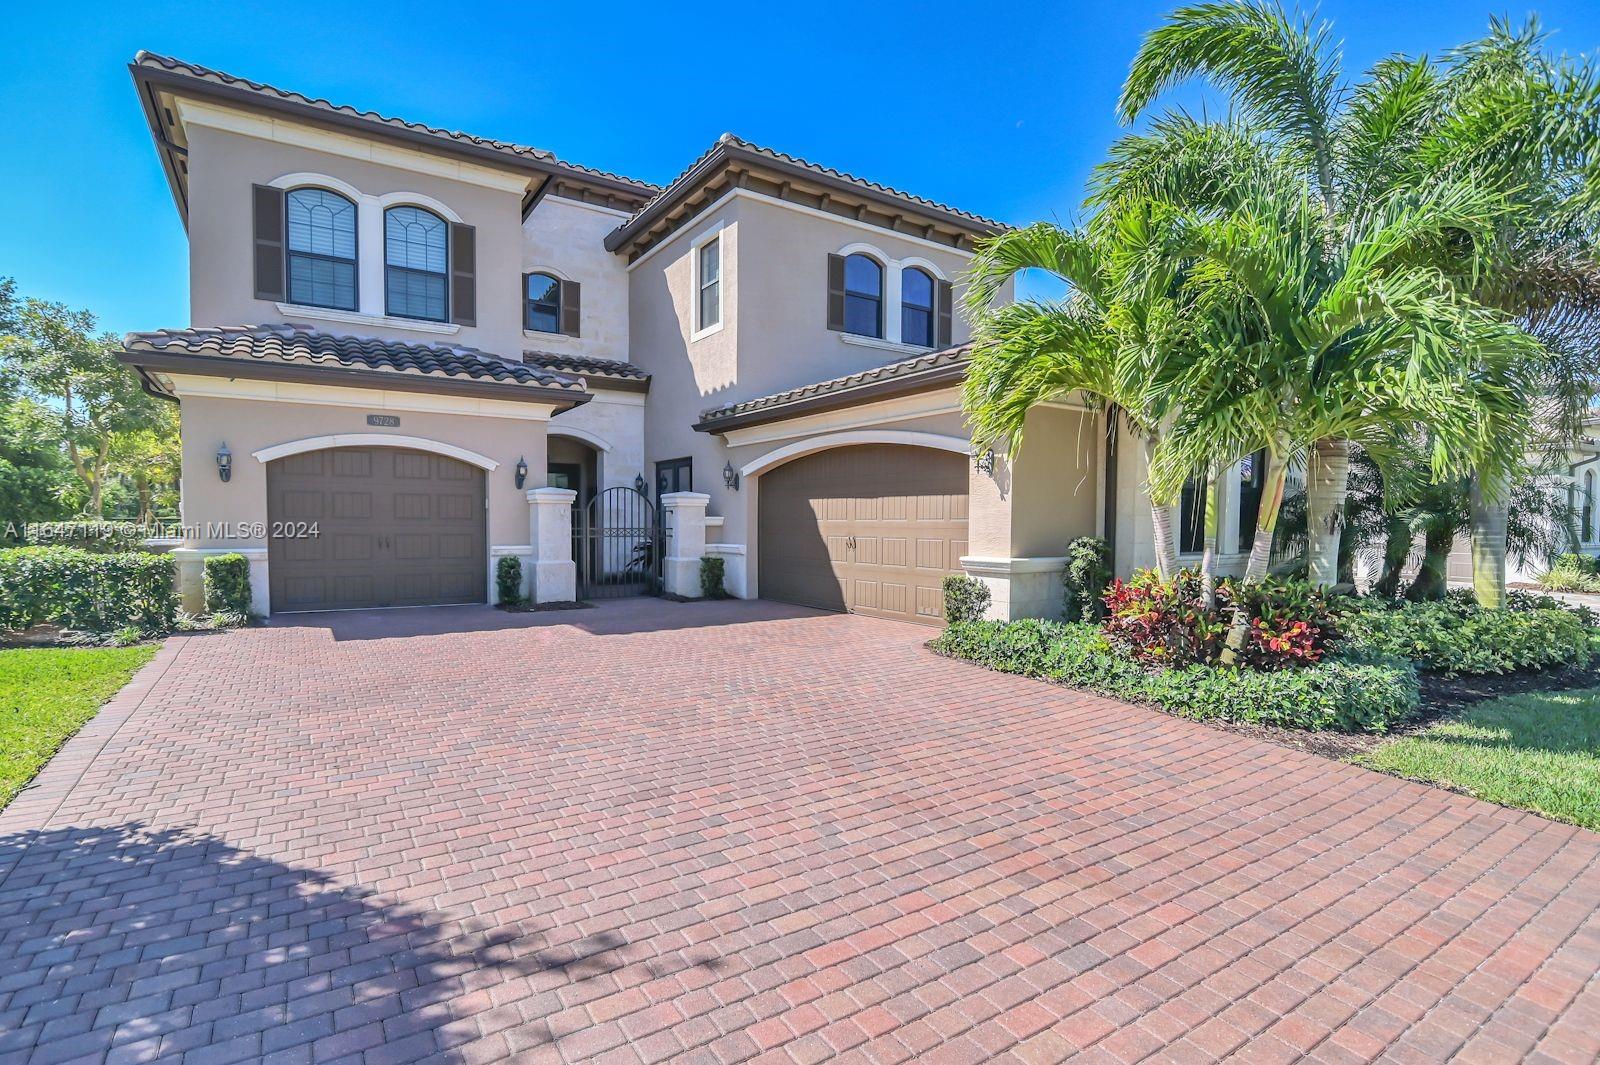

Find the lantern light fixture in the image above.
[
  {"left": 722, "top": 461, "right": 739, "bottom": 491},
  {"left": 216, "top": 442, "right": 233, "bottom": 483},
  {"left": 514, "top": 456, "right": 528, "bottom": 490}
]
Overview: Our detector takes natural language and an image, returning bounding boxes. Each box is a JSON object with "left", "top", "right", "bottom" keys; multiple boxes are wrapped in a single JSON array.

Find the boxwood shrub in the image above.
[
  {"left": 203, "top": 553, "right": 252, "bottom": 617},
  {"left": 1337, "top": 596, "right": 1593, "bottom": 676},
  {"left": 0, "top": 546, "right": 177, "bottom": 634},
  {"left": 942, "top": 574, "right": 991, "bottom": 624},
  {"left": 700, "top": 555, "right": 728, "bottom": 599},
  {"left": 932, "top": 619, "right": 1419, "bottom": 733},
  {"left": 496, "top": 555, "right": 524, "bottom": 606}
]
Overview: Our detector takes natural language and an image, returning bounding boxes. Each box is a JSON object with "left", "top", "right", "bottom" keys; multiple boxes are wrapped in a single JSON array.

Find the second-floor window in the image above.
[
  {"left": 525, "top": 273, "right": 561, "bottom": 333},
  {"left": 698, "top": 237, "right": 721, "bottom": 330},
  {"left": 384, "top": 205, "right": 448, "bottom": 322},
  {"left": 285, "top": 188, "right": 357, "bottom": 311},
  {"left": 843, "top": 253, "right": 883, "bottom": 338},
  {"left": 901, "top": 267, "right": 935, "bottom": 348}
]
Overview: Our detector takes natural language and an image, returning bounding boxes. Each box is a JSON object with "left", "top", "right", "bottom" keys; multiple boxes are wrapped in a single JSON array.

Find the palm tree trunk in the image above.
[
  {"left": 1372, "top": 515, "right": 1412, "bottom": 599},
  {"left": 1220, "top": 444, "right": 1290, "bottom": 665},
  {"left": 1405, "top": 524, "right": 1455, "bottom": 601},
  {"left": 1199, "top": 469, "right": 1223, "bottom": 610},
  {"left": 1306, "top": 438, "right": 1349, "bottom": 588},
  {"left": 1470, "top": 472, "right": 1509, "bottom": 609},
  {"left": 1144, "top": 436, "right": 1178, "bottom": 580}
]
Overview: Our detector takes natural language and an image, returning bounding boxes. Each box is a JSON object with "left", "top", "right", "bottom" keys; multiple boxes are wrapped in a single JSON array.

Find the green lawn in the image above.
[
  {"left": 1356, "top": 687, "right": 1600, "bottom": 830},
  {"left": 0, "top": 645, "right": 158, "bottom": 810}
]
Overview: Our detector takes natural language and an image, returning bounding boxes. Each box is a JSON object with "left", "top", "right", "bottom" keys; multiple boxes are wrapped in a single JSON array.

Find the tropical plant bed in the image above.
[{"left": 0, "top": 645, "right": 158, "bottom": 809}]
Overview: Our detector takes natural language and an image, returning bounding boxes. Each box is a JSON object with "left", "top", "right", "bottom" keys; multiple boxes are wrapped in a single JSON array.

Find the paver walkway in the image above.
[{"left": 1, "top": 599, "right": 1597, "bottom": 1064}]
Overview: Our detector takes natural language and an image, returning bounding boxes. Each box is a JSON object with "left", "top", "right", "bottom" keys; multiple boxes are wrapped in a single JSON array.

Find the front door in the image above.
[{"left": 655, "top": 458, "right": 692, "bottom": 503}]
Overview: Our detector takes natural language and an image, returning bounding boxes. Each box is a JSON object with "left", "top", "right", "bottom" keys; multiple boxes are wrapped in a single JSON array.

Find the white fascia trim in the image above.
[
  {"left": 275, "top": 303, "right": 461, "bottom": 335},
  {"left": 960, "top": 555, "right": 1069, "bottom": 576},
  {"left": 251, "top": 433, "right": 501, "bottom": 470},
  {"left": 625, "top": 187, "right": 976, "bottom": 272},
  {"left": 742, "top": 430, "right": 971, "bottom": 478},
  {"left": 548, "top": 426, "right": 615, "bottom": 453}
]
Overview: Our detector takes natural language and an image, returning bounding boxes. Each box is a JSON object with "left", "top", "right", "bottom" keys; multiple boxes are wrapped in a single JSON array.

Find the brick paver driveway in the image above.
[{"left": 2, "top": 600, "right": 1598, "bottom": 1064}]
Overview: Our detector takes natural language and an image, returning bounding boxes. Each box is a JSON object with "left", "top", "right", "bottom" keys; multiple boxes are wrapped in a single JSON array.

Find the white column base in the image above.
[
  {"left": 170, "top": 546, "right": 270, "bottom": 616},
  {"left": 705, "top": 544, "right": 747, "bottom": 598},
  {"left": 532, "top": 559, "right": 577, "bottom": 604},
  {"left": 527, "top": 487, "right": 578, "bottom": 605},
  {"left": 959, "top": 556, "right": 1068, "bottom": 621},
  {"left": 489, "top": 545, "right": 535, "bottom": 605},
  {"left": 660, "top": 491, "right": 711, "bottom": 599}
]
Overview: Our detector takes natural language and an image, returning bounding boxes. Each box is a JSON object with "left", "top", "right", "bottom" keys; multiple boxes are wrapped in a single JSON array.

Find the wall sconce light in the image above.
[
  {"left": 216, "top": 442, "right": 233, "bottom": 483},
  {"left": 514, "top": 456, "right": 528, "bottom": 490},
  {"left": 634, "top": 474, "right": 647, "bottom": 495},
  {"left": 722, "top": 460, "right": 740, "bottom": 491},
  {"left": 974, "top": 448, "right": 996, "bottom": 476}
]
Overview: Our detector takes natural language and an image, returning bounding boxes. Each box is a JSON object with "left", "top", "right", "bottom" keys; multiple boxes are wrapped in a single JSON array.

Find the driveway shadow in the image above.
[{"left": 0, "top": 823, "right": 635, "bottom": 1061}]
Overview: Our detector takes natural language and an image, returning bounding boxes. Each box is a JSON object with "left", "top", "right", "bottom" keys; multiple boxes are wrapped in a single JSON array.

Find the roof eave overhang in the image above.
[
  {"left": 130, "top": 63, "right": 653, "bottom": 222},
  {"left": 117, "top": 348, "right": 592, "bottom": 411},
  {"left": 605, "top": 142, "right": 1006, "bottom": 254},
  {"left": 693, "top": 361, "right": 966, "bottom": 435}
]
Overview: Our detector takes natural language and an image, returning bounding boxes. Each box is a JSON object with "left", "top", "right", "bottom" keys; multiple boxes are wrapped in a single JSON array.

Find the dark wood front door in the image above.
[
  {"left": 267, "top": 447, "right": 486, "bottom": 612},
  {"left": 757, "top": 445, "right": 968, "bottom": 626}
]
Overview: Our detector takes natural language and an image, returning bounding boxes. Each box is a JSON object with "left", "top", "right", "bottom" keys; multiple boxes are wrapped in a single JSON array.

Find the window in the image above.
[
  {"left": 1586, "top": 470, "right": 1596, "bottom": 542},
  {"left": 698, "top": 237, "right": 721, "bottom": 330},
  {"left": 1237, "top": 450, "right": 1267, "bottom": 552},
  {"left": 285, "top": 188, "right": 357, "bottom": 311},
  {"left": 843, "top": 254, "right": 883, "bottom": 338},
  {"left": 901, "top": 267, "right": 935, "bottom": 347},
  {"left": 1179, "top": 475, "right": 1207, "bottom": 555},
  {"left": 384, "top": 205, "right": 448, "bottom": 321},
  {"left": 525, "top": 272, "right": 561, "bottom": 333}
]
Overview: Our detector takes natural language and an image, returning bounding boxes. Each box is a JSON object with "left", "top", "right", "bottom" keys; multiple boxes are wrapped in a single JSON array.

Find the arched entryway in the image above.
[
  {"left": 756, "top": 443, "right": 969, "bottom": 626},
  {"left": 266, "top": 446, "right": 486, "bottom": 611}
]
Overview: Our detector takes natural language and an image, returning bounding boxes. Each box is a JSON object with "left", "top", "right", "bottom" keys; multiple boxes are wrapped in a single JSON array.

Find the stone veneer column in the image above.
[
  {"left": 660, "top": 492, "right": 710, "bottom": 598},
  {"left": 527, "top": 487, "right": 577, "bottom": 603},
  {"left": 959, "top": 556, "right": 1069, "bottom": 620}
]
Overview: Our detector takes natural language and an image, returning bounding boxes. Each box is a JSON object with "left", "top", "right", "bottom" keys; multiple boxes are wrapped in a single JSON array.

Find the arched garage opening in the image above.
[{"left": 754, "top": 442, "right": 968, "bottom": 626}]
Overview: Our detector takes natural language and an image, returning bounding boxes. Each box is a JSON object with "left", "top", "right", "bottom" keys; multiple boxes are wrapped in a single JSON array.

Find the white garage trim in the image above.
[
  {"left": 741, "top": 430, "right": 971, "bottom": 479},
  {"left": 548, "top": 426, "right": 614, "bottom": 453},
  {"left": 251, "top": 433, "right": 501, "bottom": 471}
]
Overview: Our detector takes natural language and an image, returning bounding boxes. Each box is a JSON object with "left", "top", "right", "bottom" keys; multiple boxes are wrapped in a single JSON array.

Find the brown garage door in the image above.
[
  {"left": 758, "top": 444, "right": 968, "bottom": 626},
  {"left": 267, "top": 447, "right": 486, "bottom": 612}
]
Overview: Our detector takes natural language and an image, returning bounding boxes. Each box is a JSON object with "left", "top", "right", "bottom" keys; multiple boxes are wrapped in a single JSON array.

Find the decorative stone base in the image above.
[
  {"left": 171, "top": 547, "right": 269, "bottom": 616},
  {"left": 531, "top": 560, "right": 576, "bottom": 604},
  {"left": 705, "top": 544, "right": 747, "bottom": 598},
  {"left": 489, "top": 545, "right": 535, "bottom": 604},
  {"left": 959, "top": 555, "right": 1068, "bottom": 621}
]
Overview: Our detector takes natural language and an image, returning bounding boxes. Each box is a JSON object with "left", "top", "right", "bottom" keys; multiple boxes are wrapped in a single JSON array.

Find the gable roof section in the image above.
[
  {"left": 605, "top": 134, "right": 1008, "bottom": 262},
  {"left": 119, "top": 324, "right": 589, "bottom": 409},
  {"left": 521, "top": 351, "right": 650, "bottom": 393},
  {"left": 131, "top": 53, "right": 657, "bottom": 223},
  {"left": 694, "top": 344, "right": 970, "bottom": 434}
]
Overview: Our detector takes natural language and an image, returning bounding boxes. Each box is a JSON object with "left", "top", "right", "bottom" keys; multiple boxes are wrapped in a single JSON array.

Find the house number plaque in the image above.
[{"left": 366, "top": 414, "right": 401, "bottom": 427}]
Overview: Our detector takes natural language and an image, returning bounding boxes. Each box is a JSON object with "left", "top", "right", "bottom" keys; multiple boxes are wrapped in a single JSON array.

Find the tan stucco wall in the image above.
[
  {"left": 521, "top": 197, "right": 632, "bottom": 362},
  {"left": 185, "top": 123, "right": 527, "bottom": 356},
  {"left": 1009, "top": 406, "right": 1100, "bottom": 558},
  {"left": 177, "top": 391, "right": 550, "bottom": 564}
]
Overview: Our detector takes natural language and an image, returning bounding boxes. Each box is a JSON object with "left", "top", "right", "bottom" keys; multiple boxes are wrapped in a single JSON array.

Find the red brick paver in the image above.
[{"left": 1, "top": 599, "right": 1597, "bottom": 1063}]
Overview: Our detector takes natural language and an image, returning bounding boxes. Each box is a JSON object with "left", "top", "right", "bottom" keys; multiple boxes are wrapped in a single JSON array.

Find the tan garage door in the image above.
[
  {"left": 758, "top": 444, "right": 968, "bottom": 626},
  {"left": 267, "top": 447, "right": 486, "bottom": 612}
]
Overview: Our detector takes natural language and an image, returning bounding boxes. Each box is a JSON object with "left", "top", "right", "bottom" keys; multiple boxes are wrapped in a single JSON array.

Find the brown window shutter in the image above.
[
  {"left": 520, "top": 272, "right": 531, "bottom": 330},
  {"left": 252, "top": 184, "right": 286, "bottom": 302},
  {"left": 936, "top": 279, "right": 954, "bottom": 347},
  {"left": 826, "top": 253, "right": 846, "bottom": 331},
  {"left": 560, "top": 279, "right": 581, "bottom": 336},
  {"left": 449, "top": 222, "right": 476, "bottom": 326}
]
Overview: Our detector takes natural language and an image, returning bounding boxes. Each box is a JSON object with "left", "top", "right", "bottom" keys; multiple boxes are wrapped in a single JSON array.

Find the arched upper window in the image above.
[
  {"left": 1586, "top": 470, "right": 1596, "bottom": 542},
  {"left": 384, "top": 205, "right": 448, "bottom": 321},
  {"left": 901, "top": 267, "right": 935, "bottom": 347},
  {"left": 843, "top": 253, "right": 883, "bottom": 338},
  {"left": 525, "top": 272, "right": 561, "bottom": 333},
  {"left": 285, "top": 188, "right": 357, "bottom": 311}
]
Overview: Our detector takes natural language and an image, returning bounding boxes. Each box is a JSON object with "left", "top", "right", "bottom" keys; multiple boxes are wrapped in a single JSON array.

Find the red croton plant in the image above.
[{"left": 1101, "top": 569, "right": 1334, "bottom": 670}]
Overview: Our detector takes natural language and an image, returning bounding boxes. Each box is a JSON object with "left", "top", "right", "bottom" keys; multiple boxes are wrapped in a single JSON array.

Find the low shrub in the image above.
[
  {"left": 700, "top": 555, "right": 728, "bottom": 599},
  {"left": 1062, "top": 536, "right": 1112, "bottom": 622},
  {"left": 1539, "top": 554, "right": 1600, "bottom": 593},
  {"left": 22, "top": 521, "right": 156, "bottom": 554},
  {"left": 1338, "top": 594, "right": 1594, "bottom": 676},
  {"left": 0, "top": 546, "right": 177, "bottom": 634},
  {"left": 932, "top": 619, "right": 1417, "bottom": 733},
  {"left": 942, "top": 574, "right": 991, "bottom": 624},
  {"left": 1101, "top": 569, "right": 1335, "bottom": 670},
  {"left": 203, "top": 553, "right": 252, "bottom": 617},
  {"left": 496, "top": 556, "right": 524, "bottom": 606}
]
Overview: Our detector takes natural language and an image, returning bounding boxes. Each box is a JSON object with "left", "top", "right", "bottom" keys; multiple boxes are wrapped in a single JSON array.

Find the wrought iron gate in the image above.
[{"left": 579, "top": 487, "right": 661, "bottom": 599}]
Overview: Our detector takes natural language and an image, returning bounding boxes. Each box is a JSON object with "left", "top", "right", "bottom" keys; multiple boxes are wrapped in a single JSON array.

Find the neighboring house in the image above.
[{"left": 119, "top": 53, "right": 1124, "bottom": 626}]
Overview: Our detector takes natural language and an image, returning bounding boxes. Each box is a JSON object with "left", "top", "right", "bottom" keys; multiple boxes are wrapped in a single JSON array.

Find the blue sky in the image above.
[{"left": 3, "top": 0, "right": 1598, "bottom": 336}]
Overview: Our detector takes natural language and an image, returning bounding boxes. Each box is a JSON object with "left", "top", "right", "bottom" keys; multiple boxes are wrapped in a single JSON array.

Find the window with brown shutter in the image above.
[
  {"left": 252, "top": 184, "right": 286, "bottom": 302},
  {"left": 826, "top": 253, "right": 846, "bottom": 331},
  {"left": 448, "top": 222, "right": 476, "bottom": 327},
  {"left": 936, "top": 279, "right": 954, "bottom": 348}
]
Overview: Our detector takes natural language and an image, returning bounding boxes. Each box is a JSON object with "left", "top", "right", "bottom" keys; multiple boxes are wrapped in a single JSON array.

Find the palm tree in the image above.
[
  {"left": 1117, "top": 2, "right": 1600, "bottom": 600},
  {"left": 961, "top": 211, "right": 1195, "bottom": 579}
]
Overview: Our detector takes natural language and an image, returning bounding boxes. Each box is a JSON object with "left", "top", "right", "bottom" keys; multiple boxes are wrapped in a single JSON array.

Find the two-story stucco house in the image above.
[{"left": 119, "top": 52, "right": 1158, "bottom": 626}]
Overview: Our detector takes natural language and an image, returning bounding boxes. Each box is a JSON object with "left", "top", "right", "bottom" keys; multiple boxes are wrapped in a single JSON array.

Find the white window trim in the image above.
[
  {"left": 690, "top": 222, "right": 726, "bottom": 341},
  {"left": 274, "top": 303, "right": 460, "bottom": 335},
  {"left": 522, "top": 267, "right": 567, "bottom": 338},
  {"left": 835, "top": 242, "right": 946, "bottom": 348}
]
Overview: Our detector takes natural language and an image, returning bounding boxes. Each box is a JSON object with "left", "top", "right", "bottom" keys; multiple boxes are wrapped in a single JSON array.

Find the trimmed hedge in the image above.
[
  {"left": 942, "top": 574, "right": 991, "bottom": 624},
  {"left": 700, "top": 556, "right": 728, "bottom": 599},
  {"left": 496, "top": 556, "right": 524, "bottom": 606},
  {"left": 22, "top": 521, "right": 155, "bottom": 554},
  {"left": 0, "top": 546, "right": 177, "bottom": 634},
  {"left": 932, "top": 619, "right": 1419, "bottom": 733},
  {"left": 204, "top": 554, "right": 252, "bottom": 617},
  {"left": 1337, "top": 597, "right": 1593, "bottom": 676}
]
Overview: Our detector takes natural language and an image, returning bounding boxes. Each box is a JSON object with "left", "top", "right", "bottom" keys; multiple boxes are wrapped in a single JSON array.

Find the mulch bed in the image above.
[{"left": 1203, "top": 662, "right": 1600, "bottom": 761}]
